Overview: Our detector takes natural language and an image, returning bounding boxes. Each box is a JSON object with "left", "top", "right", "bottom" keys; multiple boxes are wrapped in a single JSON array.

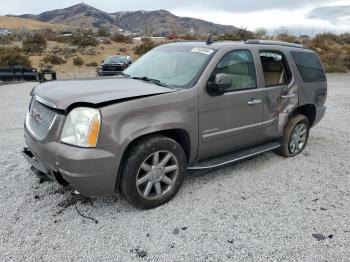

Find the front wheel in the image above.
[
  {"left": 275, "top": 114, "right": 310, "bottom": 157},
  {"left": 120, "top": 135, "right": 187, "bottom": 209}
]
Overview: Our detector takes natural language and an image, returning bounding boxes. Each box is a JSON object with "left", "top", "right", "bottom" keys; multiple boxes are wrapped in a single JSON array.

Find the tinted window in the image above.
[
  {"left": 291, "top": 51, "right": 326, "bottom": 82},
  {"left": 211, "top": 50, "right": 257, "bottom": 92},
  {"left": 260, "top": 51, "right": 291, "bottom": 87}
]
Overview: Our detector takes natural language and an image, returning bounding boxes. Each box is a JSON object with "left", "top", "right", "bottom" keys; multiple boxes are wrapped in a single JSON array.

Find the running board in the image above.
[{"left": 188, "top": 141, "right": 281, "bottom": 170}]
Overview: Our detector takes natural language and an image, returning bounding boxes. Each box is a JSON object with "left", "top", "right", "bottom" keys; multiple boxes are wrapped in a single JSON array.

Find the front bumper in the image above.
[
  {"left": 98, "top": 71, "right": 123, "bottom": 76},
  {"left": 23, "top": 128, "right": 119, "bottom": 196}
]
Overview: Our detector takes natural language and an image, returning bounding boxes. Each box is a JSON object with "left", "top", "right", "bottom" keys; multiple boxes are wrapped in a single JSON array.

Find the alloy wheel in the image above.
[
  {"left": 289, "top": 122, "right": 307, "bottom": 154},
  {"left": 136, "top": 151, "right": 179, "bottom": 200}
]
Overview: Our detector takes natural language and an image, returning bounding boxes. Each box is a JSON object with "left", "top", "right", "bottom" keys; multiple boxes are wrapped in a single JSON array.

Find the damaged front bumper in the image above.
[{"left": 22, "top": 128, "right": 119, "bottom": 196}]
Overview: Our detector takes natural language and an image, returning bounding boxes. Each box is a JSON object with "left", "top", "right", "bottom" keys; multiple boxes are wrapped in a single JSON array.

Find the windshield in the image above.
[
  {"left": 105, "top": 56, "right": 128, "bottom": 64},
  {"left": 124, "top": 45, "right": 215, "bottom": 88}
]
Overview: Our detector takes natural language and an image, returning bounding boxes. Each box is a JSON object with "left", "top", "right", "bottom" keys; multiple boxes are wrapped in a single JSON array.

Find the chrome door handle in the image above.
[
  {"left": 281, "top": 93, "right": 296, "bottom": 99},
  {"left": 248, "top": 99, "right": 262, "bottom": 105}
]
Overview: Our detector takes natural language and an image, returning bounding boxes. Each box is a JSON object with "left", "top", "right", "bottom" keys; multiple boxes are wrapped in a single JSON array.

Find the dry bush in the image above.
[
  {"left": 134, "top": 39, "right": 159, "bottom": 56},
  {"left": 0, "top": 34, "right": 15, "bottom": 45},
  {"left": 179, "top": 34, "right": 202, "bottom": 40},
  {"left": 73, "top": 56, "right": 84, "bottom": 66},
  {"left": 43, "top": 54, "right": 66, "bottom": 65},
  {"left": 111, "top": 34, "right": 133, "bottom": 44},
  {"left": 79, "top": 47, "right": 98, "bottom": 55},
  {"left": 97, "top": 26, "right": 110, "bottom": 37},
  {"left": 86, "top": 61, "right": 98, "bottom": 67},
  {"left": 304, "top": 33, "right": 350, "bottom": 73},
  {"left": 70, "top": 30, "right": 97, "bottom": 48},
  {"left": 219, "top": 28, "right": 255, "bottom": 41},
  {"left": 275, "top": 34, "right": 298, "bottom": 43},
  {"left": 0, "top": 46, "right": 31, "bottom": 67},
  {"left": 22, "top": 33, "right": 47, "bottom": 54},
  {"left": 119, "top": 47, "right": 127, "bottom": 53}
]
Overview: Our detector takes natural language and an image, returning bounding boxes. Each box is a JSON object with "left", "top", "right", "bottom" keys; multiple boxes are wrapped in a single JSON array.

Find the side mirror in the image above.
[{"left": 207, "top": 73, "right": 232, "bottom": 96}]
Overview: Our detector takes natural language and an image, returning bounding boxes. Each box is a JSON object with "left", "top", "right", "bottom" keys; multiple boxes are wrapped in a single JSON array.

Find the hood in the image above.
[{"left": 33, "top": 78, "right": 176, "bottom": 110}]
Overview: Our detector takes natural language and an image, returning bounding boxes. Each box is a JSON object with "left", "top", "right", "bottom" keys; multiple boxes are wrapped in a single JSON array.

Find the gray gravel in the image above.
[{"left": 0, "top": 75, "right": 350, "bottom": 262}]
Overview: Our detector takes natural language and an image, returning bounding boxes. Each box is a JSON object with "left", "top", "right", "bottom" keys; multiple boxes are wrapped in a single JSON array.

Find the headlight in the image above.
[{"left": 61, "top": 107, "right": 101, "bottom": 147}]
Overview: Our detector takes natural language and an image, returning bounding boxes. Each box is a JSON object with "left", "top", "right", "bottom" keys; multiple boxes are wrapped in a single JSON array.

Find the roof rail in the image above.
[{"left": 245, "top": 40, "right": 305, "bottom": 49}]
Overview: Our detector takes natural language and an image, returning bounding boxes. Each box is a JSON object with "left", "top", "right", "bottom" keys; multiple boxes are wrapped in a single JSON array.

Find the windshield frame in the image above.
[{"left": 124, "top": 45, "right": 217, "bottom": 89}]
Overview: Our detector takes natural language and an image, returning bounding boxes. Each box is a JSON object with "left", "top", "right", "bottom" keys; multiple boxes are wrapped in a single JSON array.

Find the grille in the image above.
[
  {"left": 104, "top": 65, "right": 125, "bottom": 71},
  {"left": 26, "top": 98, "right": 56, "bottom": 141}
]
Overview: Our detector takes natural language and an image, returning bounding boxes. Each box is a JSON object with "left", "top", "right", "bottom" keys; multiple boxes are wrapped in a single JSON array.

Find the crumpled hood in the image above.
[{"left": 33, "top": 78, "right": 175, "bottom": 110}]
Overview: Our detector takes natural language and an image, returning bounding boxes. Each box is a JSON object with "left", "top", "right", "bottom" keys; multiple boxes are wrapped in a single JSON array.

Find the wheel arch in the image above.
[
  {"left": 290, "top": 104, "right": 317, "bottom": 126},
  {"left": 115, "top": 128, "right": 192, "bottom": 192}
]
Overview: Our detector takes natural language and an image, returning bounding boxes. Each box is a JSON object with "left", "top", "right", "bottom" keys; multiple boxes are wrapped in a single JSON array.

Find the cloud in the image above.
[{"left": 307, "top": 5, "right": 350, "bottom": 25}]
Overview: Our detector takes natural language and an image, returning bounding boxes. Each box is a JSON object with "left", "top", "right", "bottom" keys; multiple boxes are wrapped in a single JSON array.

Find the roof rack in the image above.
[{"left": 245, "top": 40, "right": 305, "bottom": 49}]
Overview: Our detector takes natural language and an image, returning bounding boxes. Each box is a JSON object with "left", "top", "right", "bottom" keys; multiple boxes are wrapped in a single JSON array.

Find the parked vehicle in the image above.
[
  {"left": 98, "top": 55, "right": 133, "bottom": 76},
  {"left": 22, "top": 40, "right": 327, "bottom": 209}
]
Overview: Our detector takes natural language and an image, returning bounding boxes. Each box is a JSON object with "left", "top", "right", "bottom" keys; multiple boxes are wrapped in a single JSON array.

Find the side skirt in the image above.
[{"left": 188, "top": 141, "right": 281, "bottom": 170}]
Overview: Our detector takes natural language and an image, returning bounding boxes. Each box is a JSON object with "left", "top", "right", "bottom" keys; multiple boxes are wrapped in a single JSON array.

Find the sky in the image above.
[{"left": 1, "top": 0, "right": 350, "bottom": 35}]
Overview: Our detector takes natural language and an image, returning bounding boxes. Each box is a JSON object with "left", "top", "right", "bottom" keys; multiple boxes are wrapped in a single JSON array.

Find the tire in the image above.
[
  {"left": 120, "top": 135, "right": 187, "bottom": 209},
  {"left": 274, "top": 114, "right": 310, "bottom": 157}
]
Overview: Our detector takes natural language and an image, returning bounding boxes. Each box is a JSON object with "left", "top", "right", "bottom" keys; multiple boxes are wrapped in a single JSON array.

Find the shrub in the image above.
[
  {"left": 97, "top": 26, "right": 110, "bottom": 37},
  {"left": 73, "top": 56, "right": 84, "bottom": 66},
  {"left": 0, "top": 46, "right": 31, "bottom": 67},
  {"left": 22, "top": 33, "right": 47, "bottom": 54},
  {"left": 70, "top": 30, "right": 97, "bottom": 48},
  {"left": 219, "top": 28, "right": 255, "bottom": 41},
  {"left": 119, "top": 47, "right": 127, "bottom": 53},
  {"left": 111, "top": 33, "right": 133, "bottom": 44},
  {"left": 134, "top": 39, "right": 158, "bottom": 56},
  {"left": 179, "top": 34, "right": 201, "bottom": 40},
  {"left": 43, "top": 54, "right": 66, "bottom": 65},
  {"left": 86, "top": 61, "right": 98, "bottom": 67},
  {"left": 0, "top": 34, "right": 15, "bottom": 45}
]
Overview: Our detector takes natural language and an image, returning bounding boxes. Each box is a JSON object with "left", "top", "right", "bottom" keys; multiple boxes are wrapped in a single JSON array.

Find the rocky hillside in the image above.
[
  {"left": 16, "top": 3, "right": 237, "bottom": 35},
  {"left": 0, "top": 16, "right": 64, "bottom": 30},
  {"left": 18, "top": 3, "right": 120, "bottom": 31},
  {"left": 112, "top": 9, "right": 237, "bottom": 35}
]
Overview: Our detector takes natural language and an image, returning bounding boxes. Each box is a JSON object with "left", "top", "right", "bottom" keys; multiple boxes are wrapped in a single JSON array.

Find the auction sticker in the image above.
[{"left": 191, "top": 47, "right": 214, "bottom": 55}]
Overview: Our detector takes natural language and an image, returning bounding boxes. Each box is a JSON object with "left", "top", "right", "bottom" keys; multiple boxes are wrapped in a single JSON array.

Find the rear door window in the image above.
[
  {"left": 291, "top": 51, "right": 326, "bottom": 82},
  {"left": 260, "top": 51, "right": 292, "bottom": 87}
]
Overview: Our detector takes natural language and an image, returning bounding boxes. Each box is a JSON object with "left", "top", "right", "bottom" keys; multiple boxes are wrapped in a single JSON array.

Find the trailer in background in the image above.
[{"left": 0, "top": 66, "right": 57, "bottom": 83}]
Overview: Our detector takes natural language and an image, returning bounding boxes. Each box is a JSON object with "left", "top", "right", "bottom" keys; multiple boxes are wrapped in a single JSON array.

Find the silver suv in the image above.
[{"left": 23, "top": 40, "right": 327, "bottom": 209}]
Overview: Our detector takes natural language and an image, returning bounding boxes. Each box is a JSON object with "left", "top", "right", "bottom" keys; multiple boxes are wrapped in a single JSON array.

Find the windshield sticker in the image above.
[{"left": 191, "top": 47, "right": 214, "bottom": 55}]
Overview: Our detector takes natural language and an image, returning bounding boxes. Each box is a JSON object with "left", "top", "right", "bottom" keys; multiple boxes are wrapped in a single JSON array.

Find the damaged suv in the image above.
[{"left": 23, "top": 40, "right": 327, "bottom": 209}]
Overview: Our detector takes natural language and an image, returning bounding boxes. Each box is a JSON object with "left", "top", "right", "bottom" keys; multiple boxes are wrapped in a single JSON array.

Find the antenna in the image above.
[{"left": 206, "top": 35, "right": 213, "bottom": 45}]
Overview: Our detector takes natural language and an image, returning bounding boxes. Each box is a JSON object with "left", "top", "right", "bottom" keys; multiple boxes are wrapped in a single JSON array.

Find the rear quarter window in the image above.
[{"left": 291, "top": 51, "right": 326, "bottom": 83}]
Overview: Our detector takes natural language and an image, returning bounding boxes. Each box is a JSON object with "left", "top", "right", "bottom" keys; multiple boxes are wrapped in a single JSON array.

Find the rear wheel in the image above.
[
  {"left": 120, "top": 135, "right": 187, "bottom": 209},
  {"left": 275, "top": 114, "right": 310, "bottom": 157}
]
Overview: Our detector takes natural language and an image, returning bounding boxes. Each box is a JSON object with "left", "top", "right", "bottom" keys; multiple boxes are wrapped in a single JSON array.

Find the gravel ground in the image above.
[{"left": 0, "top": 75, "right": 349, "bottom": 262}]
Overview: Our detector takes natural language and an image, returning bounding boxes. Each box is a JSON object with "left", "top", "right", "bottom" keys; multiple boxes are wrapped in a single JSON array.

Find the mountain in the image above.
[
  {"left": 18, "top": 3, "right": 120, "bottom": 31},
  {"left": 15, "top": 3, "right": 238, "bottom": 34},
  {"left": 112, "top": 9, "right": 237, "bottom": 35}
]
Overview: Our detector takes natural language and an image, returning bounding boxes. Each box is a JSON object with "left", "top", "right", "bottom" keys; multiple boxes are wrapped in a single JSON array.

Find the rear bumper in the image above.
[
  {"left": 313, "top": 106, "right": 327, "bottom": 127},
  {"left": 23, "top": 128, "right": 119, "bottom": 196}
]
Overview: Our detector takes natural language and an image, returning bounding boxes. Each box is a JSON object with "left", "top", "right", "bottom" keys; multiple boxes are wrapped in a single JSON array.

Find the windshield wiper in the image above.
[
  {"left": 120, "top": 72, "right": 131, "bottom": 78},
  {"left": 132, "top": 76, "right": 169, "bottom": 88}
]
